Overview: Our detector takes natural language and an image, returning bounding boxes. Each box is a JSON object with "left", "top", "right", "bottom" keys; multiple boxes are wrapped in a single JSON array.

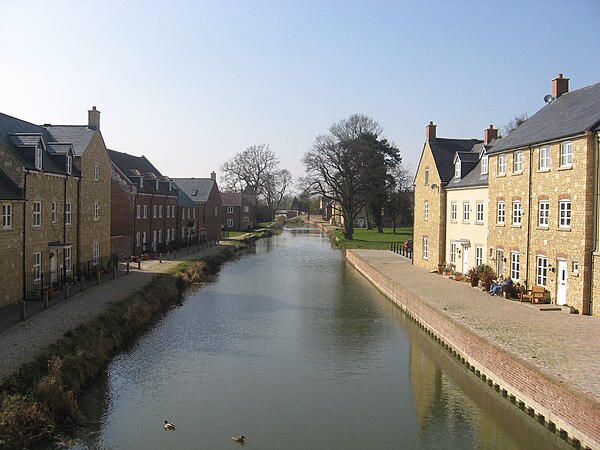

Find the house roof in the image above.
[
  {"left": 108, "top": 149, "right": 176, "bottom": 197},
  {"left": 428, "top": 138, "right": 483, "bottom": 183},
  {"left": 220, "top": 192, "right": 242, "bottom": 207},
  {"left": 0, "top": 169, "right": 23, "bottom": 200},
  {"left": 44, "top": 125, "right": 96, "bottom": 157},
  {"left": 177, "top": 188, "right": 197, "bottom": 208},
  {"left": 172, "top": 178, "right": 216, "bottom": 203},
  {"left": 243, "top": 194, "right": 256, "bottom": 206},
  {"left": 489, "top": 81, "right": 600, "bottom": 154}
]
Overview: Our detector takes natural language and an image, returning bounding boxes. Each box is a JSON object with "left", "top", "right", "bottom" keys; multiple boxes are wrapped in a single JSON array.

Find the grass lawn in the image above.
[
  {"left": 222, "top": 231, "right": 248, "bottom": 238},
  {"left": 335, "top": 227, "right": 413, "bottom": 250}
]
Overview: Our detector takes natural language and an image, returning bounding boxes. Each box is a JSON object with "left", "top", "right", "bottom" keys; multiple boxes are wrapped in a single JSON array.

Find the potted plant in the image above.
[
  {"left": 467, "top": 267, "right": 479, "bottom": 287},
  {"left": 443, "top": 263, "right": 454, "bottom": 276},
  {"left": 476, "top": 264, "right": 496, "bottom": 291},
  {"left": 453, "top": 271, "right": 463, "bottom": 281}
]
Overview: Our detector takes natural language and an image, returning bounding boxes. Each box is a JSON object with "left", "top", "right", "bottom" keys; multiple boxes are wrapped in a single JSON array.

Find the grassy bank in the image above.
[
  {"left": 334, "top": 227, "right": 413, "bottom": 250},
  {"left": 0, "top": 245, "right": 241, "bottom": 449}
]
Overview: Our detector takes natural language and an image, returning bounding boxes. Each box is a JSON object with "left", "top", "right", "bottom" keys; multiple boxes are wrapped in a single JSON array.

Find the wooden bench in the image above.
[{"left": 520, "top": 285, "right": 546, "bottom": 303}]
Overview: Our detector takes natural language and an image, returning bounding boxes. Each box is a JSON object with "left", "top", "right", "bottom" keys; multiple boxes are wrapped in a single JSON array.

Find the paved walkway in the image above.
[
  {"left": 0, "top": 244, "right": 227, "bottom": 381},
  {"left": 349, "top": 249, "right": 600, "bottom": 403}
]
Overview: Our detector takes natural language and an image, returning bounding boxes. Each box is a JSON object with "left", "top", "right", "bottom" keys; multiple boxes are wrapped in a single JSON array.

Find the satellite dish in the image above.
[{"left": 544, "top": 94, "right": 554, "bottom": 103}]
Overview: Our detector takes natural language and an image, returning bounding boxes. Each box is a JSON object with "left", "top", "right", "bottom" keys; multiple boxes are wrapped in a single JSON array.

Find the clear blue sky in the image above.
[{"left": 1, "top": 0, "right": 599, "bottom": 185}]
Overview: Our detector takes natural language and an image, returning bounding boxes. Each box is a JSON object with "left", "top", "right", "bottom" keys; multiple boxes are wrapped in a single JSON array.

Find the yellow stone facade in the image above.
[{"left": 0, "top": 201, "right": 24, "bottom": 305}]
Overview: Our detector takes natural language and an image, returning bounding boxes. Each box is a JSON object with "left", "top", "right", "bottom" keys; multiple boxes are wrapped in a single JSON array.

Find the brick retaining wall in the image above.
[{"left": 347, "top": 250, "right": 599, "bottom": 450}]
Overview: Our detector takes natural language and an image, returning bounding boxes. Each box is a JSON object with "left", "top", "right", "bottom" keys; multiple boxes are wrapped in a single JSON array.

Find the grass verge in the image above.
[{"left": 333, "top": 227, "right": 413, "bottom": 250}]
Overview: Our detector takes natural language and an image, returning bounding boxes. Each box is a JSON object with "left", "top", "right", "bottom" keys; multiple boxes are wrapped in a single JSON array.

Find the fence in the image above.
[{"left": 390, "top": 242, "right": 412, "bottom": 259}]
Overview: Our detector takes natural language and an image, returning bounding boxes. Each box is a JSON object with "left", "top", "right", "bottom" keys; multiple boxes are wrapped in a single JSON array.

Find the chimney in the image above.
[
  {"left": 484, "top": 124, "right": 498, "bottom": 145},
  {"left": 552, "top": 74, "right": 569, "bottom": 99},
  {"left": 210, "top": 171, "right": 216, "bottom": 181},
  {"left": 426, "top": 121, "right": 436, "bottom": 142},
  {"left": 88, "top": 106, "right": 100, "bottom": 131}
]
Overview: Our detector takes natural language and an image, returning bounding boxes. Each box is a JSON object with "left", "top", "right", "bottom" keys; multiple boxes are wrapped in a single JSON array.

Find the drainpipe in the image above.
[
  {"left": 76, "top": 176, "right": 81, "bottom": 276},
  {"left": 525, "top": 146, "right": 533, "bottom": 288},
  {"left": 22, "top": 172, "right": 28, "bottom": 300},
  {"left": 133, "top": 190, "right": 138, "bottom": 257},
  {"left": 63, "top": 176, "right": 68, "bottom": 244},
  {"left": 589, "top": 132, "right": 599, "bottom": 315}
]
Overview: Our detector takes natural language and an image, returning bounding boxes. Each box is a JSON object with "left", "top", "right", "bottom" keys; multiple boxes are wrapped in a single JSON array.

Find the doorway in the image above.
[
  {"left": 556, "top": 259, "right": 568, "bottom": 305},
  {"left": 463, "top": 246, "right": 469, "bottom": 274}
]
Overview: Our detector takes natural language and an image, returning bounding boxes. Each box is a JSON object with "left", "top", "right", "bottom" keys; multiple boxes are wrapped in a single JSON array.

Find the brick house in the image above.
[
  {"left": 109, "top": 150, "right": 179, "bottom": 258},
  {"left": 487, "top": 75, "right": 600, "bottom": 315},
  {"left": 172, "top": 173, "right": 222, "bottom": 242},
  {"left": 413, "top": 122, "right": 481, "bottom": 272},
  {"left": 220, "top": 192, "right": 256, "bottom": 231}
]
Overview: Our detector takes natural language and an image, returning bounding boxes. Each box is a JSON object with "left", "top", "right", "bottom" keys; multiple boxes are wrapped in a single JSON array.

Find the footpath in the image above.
[
  {"left": 346, "top": 248, "right": 599, "bottom": 450},
  {"left": 0, "top": 244, "right": 227, "bottom": 381}
]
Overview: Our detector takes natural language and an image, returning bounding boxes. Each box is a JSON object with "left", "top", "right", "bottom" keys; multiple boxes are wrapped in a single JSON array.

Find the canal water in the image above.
[{"left": 74, "top": 228, "right": 569, "bottom": 450}]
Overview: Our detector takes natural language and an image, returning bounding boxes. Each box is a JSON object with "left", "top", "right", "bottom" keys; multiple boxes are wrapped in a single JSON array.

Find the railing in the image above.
[
  {"left": 24, "top": 265, "right": 76, "bottom": 300},
  {"left": 390, "top": 242, "right": 412, "bottom": 259}
]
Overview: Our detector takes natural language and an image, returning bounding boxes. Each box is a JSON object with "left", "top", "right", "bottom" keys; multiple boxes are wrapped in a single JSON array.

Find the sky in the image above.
[{"left": 1, "top": 0, "right": 599, "bottom": 188}]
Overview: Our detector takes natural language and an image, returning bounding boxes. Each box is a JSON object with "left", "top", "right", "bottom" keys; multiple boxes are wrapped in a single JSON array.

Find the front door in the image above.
[
  {"left": 556, "top": 259, "right": 568, "bottom": 305},
  {"left": 50, "top": 253, "right": 57, "bottom": 284},
  {"left": 463, "top": 246, "right": 469, "bottom": 274}
]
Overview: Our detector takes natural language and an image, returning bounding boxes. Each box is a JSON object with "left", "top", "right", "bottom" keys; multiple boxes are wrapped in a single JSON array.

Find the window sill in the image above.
[
  {"left": 462, "top": 221, "right": 470, "bottom": 224},
  {"left": 495, "top": 223, "right": 505, "bottom": 227},
  {"left": 538, "top": 168, "right": 550, "bottom": 173},
  {"left": 511, "top": 224, "right": 522, "bottom": 228},
  {"left": 557, "top": 227, "right": 572, "bottom": 232},
  {"left": 536, "top": 226, "right": 549, "bottom": 230},
  {"left": 512, "top": 171, "right": 523, "bottom": 176},
  {"left": 497, "top": 173, "right": 506, "bottom": 177},
  {"left": 475, "top": 222, "right": 484, "bottom": 226},
  {"left": 558, "top": 165, "right": 572, "bottom": 171}
]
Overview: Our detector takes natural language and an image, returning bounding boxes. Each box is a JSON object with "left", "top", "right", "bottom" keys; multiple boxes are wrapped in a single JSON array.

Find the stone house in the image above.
[
  {"left": 220, "top": 192, "right": 256, "bottom": 231},
  {"left": 487, "top": 75, "right": 600, "bottom": 315},
  {"left": 413, "top": 122, "right": 481, "bottom": 272},
  {"left": 109, "top": 150, "right": 179, "bottom": 258},
  {"left": 172, "top": 174, "right": 222, "bottom": 242}
]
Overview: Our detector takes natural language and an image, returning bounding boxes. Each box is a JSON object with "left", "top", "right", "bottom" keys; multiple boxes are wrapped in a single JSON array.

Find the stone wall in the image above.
[{"left": 0, "top": 201, "right": 24, "bottom": 306}]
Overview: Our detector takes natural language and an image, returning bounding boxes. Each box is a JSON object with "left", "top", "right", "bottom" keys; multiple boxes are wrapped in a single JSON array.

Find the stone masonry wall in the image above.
[{"left": 0, "top": 201, "right": 24, "bottom": 306}]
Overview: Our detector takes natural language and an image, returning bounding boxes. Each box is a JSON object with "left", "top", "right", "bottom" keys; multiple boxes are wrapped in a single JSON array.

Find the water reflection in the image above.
[{"left": 74, "top": 230, "right": 569, "bottom": 450}]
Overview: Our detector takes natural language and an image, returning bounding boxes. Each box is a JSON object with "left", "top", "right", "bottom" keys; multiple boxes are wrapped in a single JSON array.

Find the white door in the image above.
[
  {"left": 463, "top": 247, "right": 469, "bottom": 274},
  {"left": 50, "top": 253, "right": 57, "bottom": 284},
  {"left": 556, "top": 259, "right": 568, "bottom": 305}
]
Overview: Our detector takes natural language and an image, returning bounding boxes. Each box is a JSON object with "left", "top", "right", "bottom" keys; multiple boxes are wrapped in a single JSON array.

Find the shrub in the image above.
[{"left": 476, "top": 264, "right": 496, "bottom": 290}]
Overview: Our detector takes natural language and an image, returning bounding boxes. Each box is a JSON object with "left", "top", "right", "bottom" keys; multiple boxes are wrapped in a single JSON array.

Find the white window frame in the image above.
[
  {"left": 136, "top": 204, "right": 141, "bottom": 219},
  {"left": 560, "top": 142, "right": 572, "bottom": 168},
  {"left": 243, "top": 216, "right": 249, "bottom": 222},
  {"left": 2, "top": 203, "right": 12, "bottom": 229},
  {"left": 227, "top": 218, "right": 234, "bottom": 227},
  {"left": 244, "top": 206, "right": 249, "bottom": 213},
  {"left": 65, "top": 247, "right": 72, "bottom": 273},
  {"left": 33, "top": 201, "right": 42, "bottom": 227},
  {"left": 572, "top": 261, "right": 579, "bottom": 274},
  {"left": 159, "top": 205, "right": 163, "bottom": 218},
  {"left": 214, "top": 207, "right": 218, "bottom": 217},
  {"left": 497, "top": 154, "right": 506, "bottom": 175},
  {"left": 424, "top": 202, "right": 429, "bottom": 221},
  {"left": 92, "top": 242, "right": 99, "bottom": 265},
  {"left": 510, "top": 252, "right": 520, "bottom": 280},
  {"left": 153, "top": 205, "right": 157, "bottom": 219},
  {"left": 454, "top": 161, "right": 461, "bottom": 179},
  {"left": 66, "top": 155, "right": 72, "bottom": 175},
  {"left": 51, "top": 202, "right": 57, "bottom": 224},
  {"left": 559, "top": 200, "right": 571, "bottom": 228},
  {"left": 512, "top": 201, "right": 522, "bottom": 226},
  {"left": 182, "top": 208, "right": 185, "bottom": 220},
  {"left": 497, "top": 201, "right": 505, "bottom": 225},
  {"left": 540, "top": 146, "right": 550, "bottom": 170},
  {"left": 33, "top": 252, "right": 42, "bottom": 281},
  {"left": 136, "top": 232, "right": 141, "bottom": 246},
  {"left": 475, "top": 246, "right": 483, "bottom": 267},
  {"left": 142, "top": 232, "right": 147, "bottom": 245},
  {"left": 538, "top": 201, "right": 549, "bottom": 227},
  {"left": 35, "top": 147, "right": 43, "bottom": 170},
  {"left": 463, "top": 202, "right": 470, "bottom": 222},
  {"left": 451, "top": 202, "right": 457, "bottom": 222},
  {"left": 422, "top": 237, "right": 429, "bottom": 260},
  {"left": 513, "top": 151, "right": 523, "bottom": 173},
  {"left": 536, "top": 255, "right": 548, "bottom": 287},
  {"left": 143, "top": 205, "right": 148, "bottom": 218},
  {"left": 450, "top": 242, "right": 457, "bottom": 264},
  {"left": 93, "top": 202, "right": 99, "bottom": 221},
  {"left": 476, "top": 202, "right": 484, "bottom": 223},
  {"left": 227, "top": 206, "right": 234, "bottom": 214},
  {"left": 158, "top": 229, "right": 163, "bottom": 243},
  {"left": 94, "top": 164, "right": 100, "bottom": 181},
  {"left": 65, "top": 202, "right": 72, "bottom": 225},
  {"left": 481, "top": 155, "right": 488, "bottom": 175}
]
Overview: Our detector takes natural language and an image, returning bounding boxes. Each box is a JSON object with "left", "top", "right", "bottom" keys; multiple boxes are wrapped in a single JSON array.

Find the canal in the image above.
[{"left": 74, "top": 228, "right": 569, "bottom": 449}]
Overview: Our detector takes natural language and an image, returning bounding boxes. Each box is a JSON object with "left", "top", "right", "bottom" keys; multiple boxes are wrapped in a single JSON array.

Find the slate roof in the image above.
[
  {"left": 243, "top": 194, "right": 256, "bottom": 206},
  {"left": 428, "top": 138, "right": 483, "bottom": 183},
  {"left": 108, "top": 149, "right": 176, "bottom": 196},
  {"left": 44, "top": 126, "right": 96, "bottom": 157},
  {"left": 489, "top": 81, "right": 600, "bottom": 154},
  {"left": 221, "top": 192, "right": 242, "bottom": 207},
  {"left": 172, "top": 178, "right": 216, "bottom": 203},
  {"left": 0, "top": 169, "right": 23, "bottom": 200},
  {"left": 177, "top": 189, "right": 197, "bottom": 208},
  {"left": 445, "top": 142, "right": 492, "bottom": 190}
]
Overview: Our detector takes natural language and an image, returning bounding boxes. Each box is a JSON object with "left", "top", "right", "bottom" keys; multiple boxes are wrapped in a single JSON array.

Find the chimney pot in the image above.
[
  {"left": 484, "top": 124, "right": 498, "bottom": 145},
  {"left": 426, "top": 121, "right": 437, "bottom": 142},
  {"left": 552, "top": 74, "right": 569, "bottom": 98}
]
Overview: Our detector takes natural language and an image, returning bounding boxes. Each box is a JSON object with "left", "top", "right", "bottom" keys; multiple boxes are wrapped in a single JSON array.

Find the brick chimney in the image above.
[
  {"left": 426, "top": 121, "right": 436, "bottom": 142},
  {"left": 484, "top": 124, "right": 498, "bottom": 145},
  {"left": 552, "top": 74, "right": 569, "bottom": 99},
  {"left": 210, "top": 171, "right": 216, "bottom": 181},
  {"left": 88, "top": 106, "right": 100, "bottom": 131}
]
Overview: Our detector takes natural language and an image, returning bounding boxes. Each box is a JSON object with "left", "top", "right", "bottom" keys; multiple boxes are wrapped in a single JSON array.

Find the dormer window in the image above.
[
  {"left": 66, "top": 155, "right": 72, "bottom": 175},
  {"left": 139, "top": 177, "right": 144, "bottom": 189},
  {"left": 35, "top": 147, "right": 43, "bottom": 170},
  {"left": 481, "top": 155, "right": 488, "bottom": 175},
  {"left": 156, "top": 179, "right": 159, "bottom": 190},
  {"left": 454, "top": 160, "right": 461, "bottom": 179}
]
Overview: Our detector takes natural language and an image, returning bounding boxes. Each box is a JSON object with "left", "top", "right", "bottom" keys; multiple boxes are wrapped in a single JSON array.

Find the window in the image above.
[
  {"left": 192, "top": 209, "right": 195, "bottom": 219},
  {"left": 476, "top": 202, "right": 484, "bottom": 223},
  {"left": 65, "top": 247, "right": 72, "bottom": 272},
  {"left": 424, "top": 168, "right": 429, "bottom": 185},
  {"left": 137, "top": 205, "right": 141, "bottom": 219},
  {"left": 2, "top": 203, "right": 12, "bottom": 229},
  {"left": 244, "top": 206, "right": 249, "bottom": 213},
  {"left": 182, "top": 208, "right": 185, "bottom": 219},
  {"left": 94, "top": 164, "right": 100, "bottom": 181},
  {"left": 92, "top": 242, "right": 99, "bottom": 265},
  {"left": 243, "top": 216, "right": 249, "bottom": 222},
  {"left": 540, "top": 146, "right": 550, "bottom": 170},
  {"left": 228, "top": 206, "right": 234, "bottom": 214},
  {"left": 33, "top": 252, "right": 41, "bottom": 281},
  {"left": 512, "top": 201, "right": 522, "bottom": 226},
  {"left": 158, "top": 229, "right": 163, "bottom": 243},
  {"left": 166, "top": 205, "right": 170, "bottom": 218},
  {"left": 559, "top": 200, "right": 571, "bottom": 228},
  {"left": 136, "top": 232, "right": 141, "bottom": 246},
  {"left": 463, "top": 202, "right": 470, "bottom": 222},
  {"left": 450, "top": 242, "right": 457, "bottom": 264},
  {"left": 159, "top": 205, "right": 163, "bottom": 218},
  {"left": 33, "top": 201, "right": 42, "bottom": 227},
  {"left": 422, "top": 237, "right": 429, "bottom": 260},
  {"left": 538, "top": 201, "right": 549, "bottom": 227},
  {"left": 497, "top": 201, "right": 505, "bottom": 225},
  {"left": 536, "top": 255, "right": 547, "bottom": 287},
  {"left": 497, "top": 154, "right": 506, "bottom": 175},
  {"left": 153, "top": 205, "right": 157, "bottom": 218},
  {"left": 560, "top": 142, "right": 572, "bottom": 167},
  {"left": 227, "top": 218, "right": 234, "bottom": 227},
  {"left": 454, "top": 161, "right": 461, "bottom": 179},
  {"left": 51, "top": 202, "right": 57, "bottom": 224},
  {"left": 66, "top": 155, "right": 72, "bottom": 175},
  {"left": 142, "top": 232, "right": 147, "bottom": 245},
  {"left": 187, "top": 209, "right": 191, "bottom": 219},
  {"left": 65, "top": 202, "right": 72, "bottom": 225},
  {"left": 214, "top": 207, "right": 218, "bottom": 217},
  {"left": 424, "top": 202, "right": 429, "bottom": 221},
  {"left": 143, "top": 205, "right": 148, "bottom": 218},
  {"left": 475, "top": 246, "right": 483, "bottom": 267},
  {"left": 451, "top": 202, "right": 457, "bottom": 221},
  {"left": 35, "top": 147, "right": 43, "bottom": 170},
  {"left": 93, "top": 202, "right": 99, "bottom": 221},
  {"left": 510, "top": 252, "right": 520, "bottom": 280},
  {"left": 513, "top": 151, "right": 523, "bottom": 173},
  {"left": 481, "top": 155, "right": 488, "bottom": 175}
]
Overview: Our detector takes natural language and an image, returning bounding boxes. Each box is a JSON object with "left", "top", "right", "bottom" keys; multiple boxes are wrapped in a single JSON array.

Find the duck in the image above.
[
  {"left": 232, "top": 435, "right": 246, "bottom": 444},
  {"left": 163, "top": 420, "right": 176, "bottom": 430}
]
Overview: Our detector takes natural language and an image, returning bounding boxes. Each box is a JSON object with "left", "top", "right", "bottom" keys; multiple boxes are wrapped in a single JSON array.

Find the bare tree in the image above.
[
  {"left": 263, "top": 168, "right": 292, "bottom": 220},
  {"left": 220, "top": 144, "right": 279, "bottom": 194},
  {"left": 501, "top": 112, "right": 529, "bottom": 137},
  {"left": 302, "top": 114, "right": 400, "bottom": 240}
]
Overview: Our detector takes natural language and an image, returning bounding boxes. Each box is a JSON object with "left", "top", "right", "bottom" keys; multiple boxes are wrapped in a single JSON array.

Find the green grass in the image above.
[
  {"left": 223, "top": 231, "right": 248, "bottom": 238},
  {"left": 334, "top": 227, "right": 413, "bottom": 250}
]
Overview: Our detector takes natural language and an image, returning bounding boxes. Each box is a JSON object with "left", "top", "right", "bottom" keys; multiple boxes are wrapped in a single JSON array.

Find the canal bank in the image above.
[{"left": 346, "top": 249, "right": 600, "bottom": 450}]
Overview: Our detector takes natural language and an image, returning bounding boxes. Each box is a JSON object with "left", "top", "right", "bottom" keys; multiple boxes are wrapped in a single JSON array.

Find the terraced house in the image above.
[{"left": 0, "top": 107, "right": 111, "bottom": 306}]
